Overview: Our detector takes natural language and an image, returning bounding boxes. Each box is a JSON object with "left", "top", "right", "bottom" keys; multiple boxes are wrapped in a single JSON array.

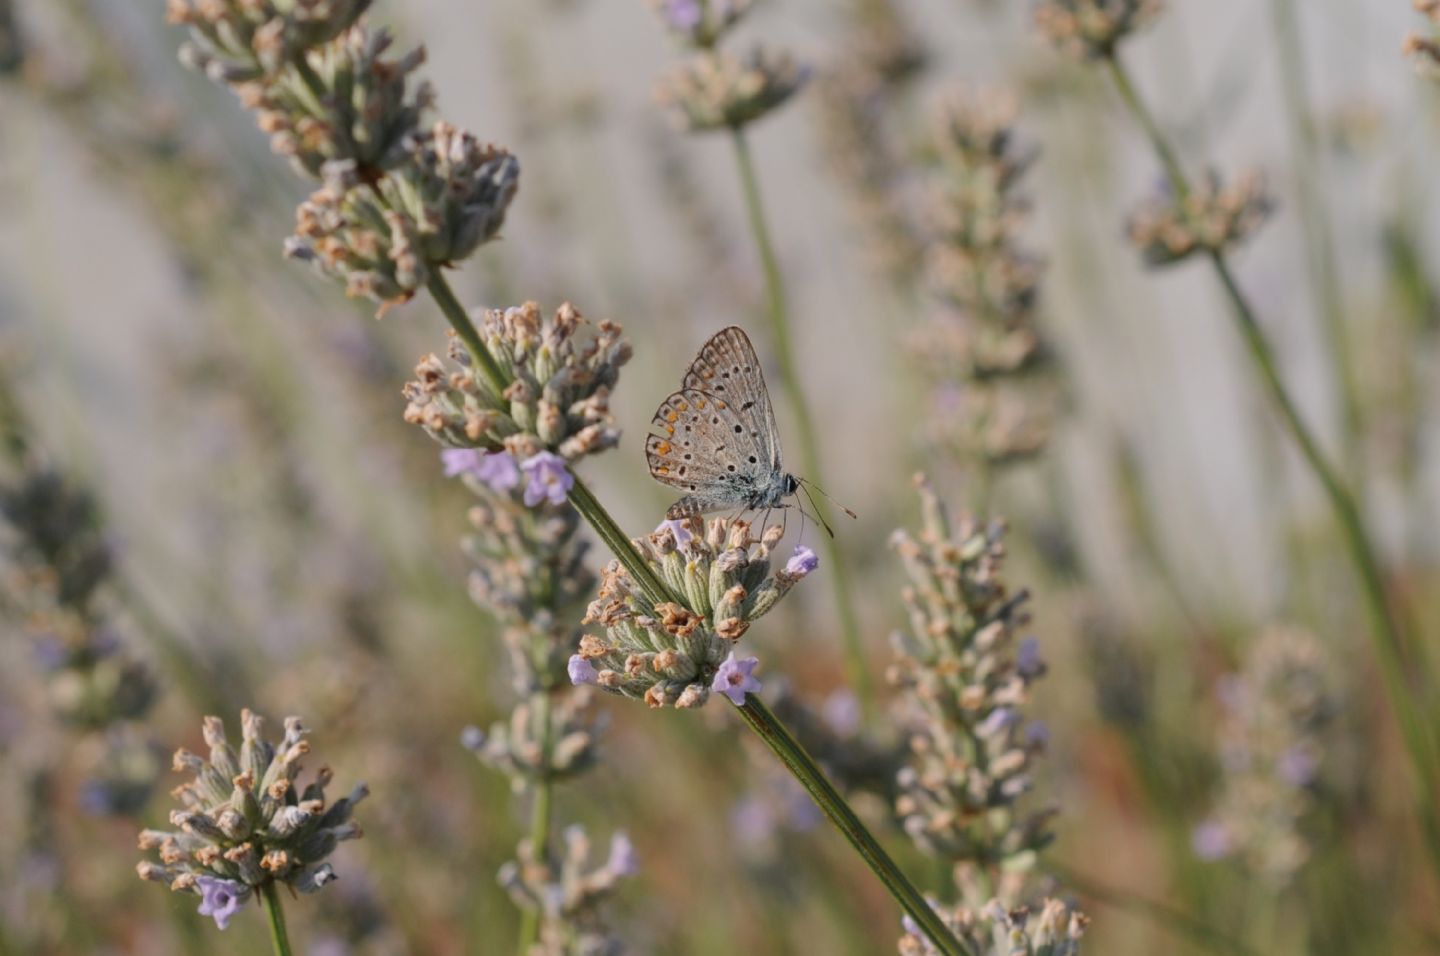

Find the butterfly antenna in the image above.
[
  {"left": 796, "top": 481, "right": 836, "bottom": 539},
  {"left": 799, "top": 478, "right": 857, "bottom": 520}
]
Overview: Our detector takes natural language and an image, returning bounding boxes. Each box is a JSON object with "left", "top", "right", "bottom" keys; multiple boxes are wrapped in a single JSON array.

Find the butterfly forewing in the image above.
[{"left": 679, "top": 327, "right": 781, "bottom": 474}]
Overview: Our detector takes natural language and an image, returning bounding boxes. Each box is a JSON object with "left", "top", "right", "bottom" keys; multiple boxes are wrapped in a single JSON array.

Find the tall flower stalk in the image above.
[
  {"left": 647, "top": 0, "right": 875, "bottom": 721},
  {"left": 888, "top": 475, "right": 1087, "bottom": 954},
  {"left": 168, "top": 5, "right": 974, "bottom": 952},
  {"left": 909, "top": 88, "right": 1053, "bottom": 507},
  {"left": 410, "top": 302, "right": 634, "bottom": 953},
  {"left": 1035, "top": 0, "right": 1440, "bottom": 883}
]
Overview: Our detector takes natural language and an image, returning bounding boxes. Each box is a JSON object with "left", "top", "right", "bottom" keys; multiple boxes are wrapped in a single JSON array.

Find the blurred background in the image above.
[{"left": 1, "top": 0, "right": 1437, "bottom": 952}]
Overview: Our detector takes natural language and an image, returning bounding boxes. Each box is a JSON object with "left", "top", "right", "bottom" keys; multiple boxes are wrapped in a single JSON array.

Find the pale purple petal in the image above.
[
  {"left": 785, "top": 545, "right": 818, "bottom": 577},
  {"left": 663, "top": 0, "right": 702, "bottom": 30},
  {"left": 568, "top": 654, "right": 598, "bottom": 686},
  {"left": 712, "top": 651, "right": 761, "bottom": 705},
  {"left": 441, "top": 448, "right": 520, "bottom": 492},
  {"left": 605, "top": 832, "right": 639, "bottom": 877},
  {"left": 655, "top": 518, "right": 693, "bottom": 549},
  {"left": 1191, "top": 820, "right": 1232, "bottom": 861},
  {"left": 195, "top": 876, "right": 247, "bottom": 931},
  {"left": 521, "top": 452, "right": 573, "bottom": 507}
]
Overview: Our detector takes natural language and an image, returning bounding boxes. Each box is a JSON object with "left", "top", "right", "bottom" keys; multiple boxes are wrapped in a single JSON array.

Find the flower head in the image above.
[
  {"left": 712, "top": 651, "right": 761, "bottom": 705},
  {"left": 1126, "top": 169, "right": 1272, "bottom": 267},
  {"left": 655, "top": 47, "right": 810, "bottom": 132},
  {"left": 1034, "top": 0, "right": 1163, "bottom": 59},
  {"left": 195, "top": 876, "right": 249, "bottom": 931},
  {"left": 647, "top": 0, "right": 753, "bottom": 48},
  {"left": 403, "top": 302, "right": 630, "bottom": 463},
  {"left": 521, "top": 452, "right": 573, "bottom": 507},
  {"left": 137, "top": 710, "right": 366, "bottom": 906},
  {"left": 576, "top": 516, "right": 813, "bottom": 708}
]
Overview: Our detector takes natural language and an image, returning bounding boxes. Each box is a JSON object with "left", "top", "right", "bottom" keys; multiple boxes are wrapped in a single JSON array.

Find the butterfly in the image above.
[{"left": 645, "top": 326, "right": 853, "bottom": 532}]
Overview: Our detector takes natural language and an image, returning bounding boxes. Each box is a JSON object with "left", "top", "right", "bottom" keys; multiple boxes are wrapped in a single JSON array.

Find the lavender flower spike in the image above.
[
  {"left": 785, "top": 544, "right": 819, "bottom": 577},
  {"left": 712, "top": 651, "right": 761, "bottom": 705},
  {"left": 521, "top": 452, "right": 573, "bottom": 507},
  {"left": 195, "top": 876, "right": 248, "bottom": 931},
  {"left": 568, "top": 654, "right": 599, "bottom": 686}
]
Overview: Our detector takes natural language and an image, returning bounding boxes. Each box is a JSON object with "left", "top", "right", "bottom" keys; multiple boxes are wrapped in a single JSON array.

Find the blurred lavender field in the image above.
[{"left": 1, "top": 0, "right": 1438, "bottom": 953}]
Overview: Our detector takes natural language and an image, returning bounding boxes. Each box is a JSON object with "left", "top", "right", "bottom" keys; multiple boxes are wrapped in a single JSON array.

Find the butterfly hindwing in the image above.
[{"left": 646, "top": 385, "right": 773, "bottom": 512}]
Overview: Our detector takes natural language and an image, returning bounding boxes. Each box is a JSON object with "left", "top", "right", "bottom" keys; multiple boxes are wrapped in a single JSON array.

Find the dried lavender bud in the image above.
[
  {"left": 655, "top": 47, "right": 810, "bottom": 132},
  {"left": 1126, "top": 170, "right": 1272, "bottom": 267},
  {"left": 1406, "top": 1, "right": 1440, "bottom": 75},
  {"left": 167, "top": 0, "right": 372, "bottom": 83},
  {"left": 572, "top": 517, "right": 816, "bottom": 709},
  {"left": 890, "top": 476, "right": 1056, "bottom": 895},
  {"left": 403, "top": 301, "right": 630, "bottom": 463},
  {"left": 286, "top": 126, "right": 519, "bottom": 308},
  {"left": 1192, "top": 627, "right": 1334, "bottom": 885},
  {"left": 498, "top": 825, "right": 634, "bottom": 955},
  {"left": 244, "top": 26, "right": 433, "bottom": 178},
  {"left": 1034, "top": 0, "right": 1163, "bottom": 60},
  {"left": 136, "top": 710, "right": 366, "bottom": 928},
  {"left": 898, "top": 897, "right": 1088, "bottom": 956},
  {"left": 646, "top": 0, "right": 754, "bottom": 49},
  {"left": 909, "top": 88, "right": 1052, "bottom": 467}
]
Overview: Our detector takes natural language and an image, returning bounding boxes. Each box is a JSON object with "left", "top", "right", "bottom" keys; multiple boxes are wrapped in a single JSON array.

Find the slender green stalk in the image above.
[
  {"left": 737, "top": 697, "right": 974, "bottom": 956},
  {"left": 1269, "top": 0, "right": 1362, "bottom": 477},
  {"left": 426, "top": 272, "right": 511, "bottom": 396},
  {"left": 416, "top": 270, "right": 960, "bottom": 955},
  {"left": 565, "top": 475, "right": 677, "bottom": 610},
  {"left": 259, "top": 882, "right": 295, "bottom": 956},
  {"left": 516, "top": 692, "right": 554, "bottom": 954},
  {"left": 728, "top": 126, "right": 875, "bottom": 721},
  {"left": 1102, "top": 50, "right": 1440, "bottom": 881}
]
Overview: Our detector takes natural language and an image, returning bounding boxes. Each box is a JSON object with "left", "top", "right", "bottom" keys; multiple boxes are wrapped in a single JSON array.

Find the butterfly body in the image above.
[{"left": 646, "top": 327, "right": 797, "bottom": 519}]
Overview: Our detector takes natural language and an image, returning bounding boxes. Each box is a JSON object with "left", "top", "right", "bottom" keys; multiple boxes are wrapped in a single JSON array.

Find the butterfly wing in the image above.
[
  {"left": 646, "top": 385, "right": 777, "bottom": 517},
  {"left": 680, "top": 327, "right": 782, "bottom": 475}
]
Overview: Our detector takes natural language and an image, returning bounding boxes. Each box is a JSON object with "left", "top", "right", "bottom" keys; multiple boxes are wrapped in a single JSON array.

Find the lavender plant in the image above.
[
  {"left": 888, "top": 475, "right": 1087, "bottom": 954},
  {"left": 909, "top": 89, "right": 1053, "bottom": 488},
  {"left": 136, "top": 710, "right": 366, "bottom": 952},
  {"left": 423, "top": 301, "right": 634, "bottom": 953},
  {"left": 1036, "top": 0, "right": 1440, "bottom": 884},
  {"left": 644, "top": 0, "right": 876, "bottom": 720},
  {"left": 1191, "top": 627, "right": 1334, "bottom": 886},
  {"left": 169, "top": 5, "right": 977, "bottom": 952},
  {"left": 0, "top": 373, "right": 163, "bottom": 818}
]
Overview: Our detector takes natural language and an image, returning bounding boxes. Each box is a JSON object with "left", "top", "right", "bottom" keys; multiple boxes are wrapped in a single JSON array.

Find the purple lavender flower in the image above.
[
  {"left": 521, "top": 452, "right": 573, "bottom": 507},
  {"left": 195, "top": 876, "right": 247, "bottom": 930},
  {"left": 568, "top": 654, "right": 599, "bottom": 686},
  {"left": 1277, "top": 746, "right": 1318, "bottom": 787},
  {"left": 441, "top": 448, "right": 521, "bottom": 491},
  {"left": 663, "top": 0, "right": 703, "bottom": 30},
  {"left": 1025, "top": 720, "right": 1051, "bottom": 749},
  {"left": 1191, "top": 820, "right": 1232, "bottom": 861},
  {"left": 976, "top": 706, "right": 1018, "bottom": 738},
  {"left": 605, "top": 832, "right": 639, "bottom": 877},
  {"left": 785, "top": 545, "right": 818, "bottom": 577},
  {"left": 460, "top": 725, "right": 486, "bottom": 752},
  {"left": 1016, "top": 637, "right": 1045, "bottom": 678},
  {"left": 712, "top": 651, "right": 761, "bottom": 705},
  {"left": 656, "top": 518, "right": 693, "bottom": 549},
  {"left": 821, "top": 688, "right": 861, "bottom": 738}
]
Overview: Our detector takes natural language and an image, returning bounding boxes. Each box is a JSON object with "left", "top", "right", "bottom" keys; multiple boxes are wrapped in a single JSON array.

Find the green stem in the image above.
[
  {"left": 1269, "top": 0, "right": 1362, "bottom": 477},
  {"left": 425, "top": 272, "right": 511, "bottom": 397},
  {"left": 737, "top": 697, "right": 974, "bottom": 956},
  {"left": 259, "top": 882, "right": 294, "bottom": 956},
  {"left": 728, "top": 126, "right": 875, "bottom": 722},
  {"left": 565, "top": 474, "right": 676, "bottom": 610},
  {"left": 517, "top": 693, "right": 554, "bottom": 955},
  {"left": 1103, "top": 50, "right": 1440, "bottom": 881}
]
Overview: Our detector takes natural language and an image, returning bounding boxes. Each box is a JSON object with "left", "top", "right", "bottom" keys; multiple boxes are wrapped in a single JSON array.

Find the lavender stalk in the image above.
[
  {"left": 1035, "top": 0, "right": 1440, "bottom": 883},
  {"left": 647, "top": 0, "right": 876, "bottom": 721}
]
